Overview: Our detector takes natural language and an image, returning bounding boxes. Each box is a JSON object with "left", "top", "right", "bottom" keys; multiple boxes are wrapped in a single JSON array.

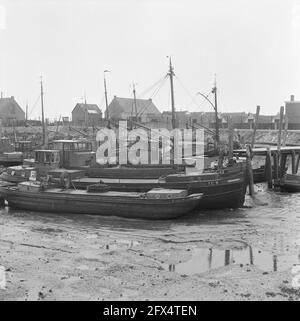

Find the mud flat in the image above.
[{"left": 0, "top": 184, "right": 300, "bottom": 301}]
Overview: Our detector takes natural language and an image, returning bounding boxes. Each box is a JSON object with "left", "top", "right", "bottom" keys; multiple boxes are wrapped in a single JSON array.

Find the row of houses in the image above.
[{"left": 1, "top": 93, "right": 300, "bottom": 130}]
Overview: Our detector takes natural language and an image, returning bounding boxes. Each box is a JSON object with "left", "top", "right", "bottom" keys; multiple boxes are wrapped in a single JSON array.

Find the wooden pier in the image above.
[
  {"left": 234, "top": 146, "right": 300, "bottom": 157},
  {"left": 234, "top": 145, "right": 300, "bottom": 190}
]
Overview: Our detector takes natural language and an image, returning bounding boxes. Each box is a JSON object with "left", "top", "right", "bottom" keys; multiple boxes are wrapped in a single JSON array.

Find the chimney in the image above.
[
  {"left": 0, "top": 92, "right": 2, "bottom": 99},
  {"left": 11, "top": 96, "right": 14, "bottom": 100},
  {"left": 291, "top": 95, "right": 295, "bottom": 102}
]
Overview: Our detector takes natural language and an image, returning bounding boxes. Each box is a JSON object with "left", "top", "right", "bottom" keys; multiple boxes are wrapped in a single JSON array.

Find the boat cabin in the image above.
[
  {"left": 34, "top": 150, "right": 61, "bottom": 165},
  {"left": 33, "top": 149, "right": 61, "bottom": 176},
  {"left": 49, "top": 140, "right": 92, "bottom": 152},
  {"left": 48, "top": 140, "right": 96, "bottom": 168}
]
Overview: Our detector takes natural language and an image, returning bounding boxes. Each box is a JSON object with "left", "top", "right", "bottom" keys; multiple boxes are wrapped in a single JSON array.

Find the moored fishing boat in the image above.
[
  {"left": 73, "top": 162, "right": 247, "bottom": 209},
  {"left": 0, "top": 181, "right": 202, "bottom": 219},
  {"left": 86, "top": 164, "right": 184, "bottom": 179}
]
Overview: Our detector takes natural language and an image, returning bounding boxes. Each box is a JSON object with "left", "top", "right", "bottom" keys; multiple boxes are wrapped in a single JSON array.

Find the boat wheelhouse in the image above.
[{"left": 48, "top": 140, "right": 96, "bottom": 168}]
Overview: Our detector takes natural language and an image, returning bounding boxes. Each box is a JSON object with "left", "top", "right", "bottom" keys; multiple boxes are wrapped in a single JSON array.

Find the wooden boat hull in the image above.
[
  {"left": 87, "top": 165, "right": 184, "bottom": 179},
  {"left": 277, "top": 174, "right": 300, "bottom": 193},
  {"left": 74, "top": 164, "right": 247, "bottom": 209},
  {"left": 0, "top": 187, "right": 202, "bottom": 220}
]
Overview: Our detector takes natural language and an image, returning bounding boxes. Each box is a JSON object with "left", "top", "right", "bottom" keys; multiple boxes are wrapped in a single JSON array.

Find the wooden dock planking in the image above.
[{"left": 234, "top": 146, "right": 300, "bottom": 157}]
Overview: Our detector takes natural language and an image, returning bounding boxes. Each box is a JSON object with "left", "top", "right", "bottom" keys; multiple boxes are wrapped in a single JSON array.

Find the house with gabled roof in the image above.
[
  {"left": 107, "top": 96, "right": 161, "bottom": 122},
  {"left": 0, "top": 95, "right": 25, "bottom": 126},
  {"left": 72, "top": 103, "right": 102, "bottom": 126}
]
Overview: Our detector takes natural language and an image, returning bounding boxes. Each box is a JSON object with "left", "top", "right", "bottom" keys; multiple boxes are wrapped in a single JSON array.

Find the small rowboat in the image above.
[{"left": 0, "top": 182, "right": 202, "bottom": 220}]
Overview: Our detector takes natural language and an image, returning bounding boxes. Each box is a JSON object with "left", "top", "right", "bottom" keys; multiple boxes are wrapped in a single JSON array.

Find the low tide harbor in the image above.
[
  {"left": 1, "top": 185, "right": 300, "bottom": 301},
  {"left": 1, "top": 1, "right": 300, "bottom": 305}
]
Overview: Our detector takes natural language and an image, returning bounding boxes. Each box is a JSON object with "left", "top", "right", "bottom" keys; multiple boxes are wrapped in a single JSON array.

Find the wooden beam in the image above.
[
  {"left": 277, "top": 106, "right": 284, "bottom": 152},
  {"left": 295, "top": 153, "right": 300, "bottom": 174},
  {"left": 228, "top": 117, "right": 234, "bottom": 160},
  {"left": 246, "top": 144, "right": 254, "bottom": 196},
  {"left": 251, "top": 105, "right": 260, "bottom": 149},
  {"left": 282, "top": 114, "right": 289, "bottom": 147},
  {"left": 265, "top": 147, "right": 273, "bottom": 189},
  {"left": 273, "top": 152, "right": 279, "bottom": 180}
]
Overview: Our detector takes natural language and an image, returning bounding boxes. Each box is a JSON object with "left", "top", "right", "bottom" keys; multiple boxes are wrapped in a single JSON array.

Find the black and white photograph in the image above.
[{"left": 0, "top": 0, "right": 300, "bottom": 306}]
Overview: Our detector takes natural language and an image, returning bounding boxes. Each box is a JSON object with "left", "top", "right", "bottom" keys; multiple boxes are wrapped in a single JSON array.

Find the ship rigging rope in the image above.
[
  {"left": 28, "top": 94, "right": 41, "bottom": 118},
  {"left": 137, "top": 74, "right": 168, "bottom": 117},
  {"left": 99, "top": 94, "right": 105, "bottom": 110},
  {"left": 174, "top": 74, "right": 205, "bottom": 111},
  {"left": 131, "top": 75, "right": 167, "bottom": 119},
  {"left": 137, "top": 75, "right": 167, "bottom": 99},
  {"left": 109, "top": 120, "right": 171, "bottom": 145}
]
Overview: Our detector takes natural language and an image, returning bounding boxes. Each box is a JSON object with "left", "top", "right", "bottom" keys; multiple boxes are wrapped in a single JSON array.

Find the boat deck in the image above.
[
  {"left": 46, "top": 188, "right": 142, "bottom": 197},
  {"left": 72, "top": 177, "right": 159, "bottom": 184}
]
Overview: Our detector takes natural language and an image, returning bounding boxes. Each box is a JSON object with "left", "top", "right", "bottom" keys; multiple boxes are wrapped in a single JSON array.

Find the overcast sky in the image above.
[{"left": 0, "top": 0, "right": 299, "bottom": 120}]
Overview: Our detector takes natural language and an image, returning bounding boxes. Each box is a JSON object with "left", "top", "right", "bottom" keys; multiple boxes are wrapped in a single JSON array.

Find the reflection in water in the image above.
[
  {"left": 169, "top": 264, "right": 175, "bottom": 272},
  {"left": 170, "top": 246, "right": 299, "bottom": 275},
  {"left": 208, "top": 248, "right": 212, "bottom": 269},
  {"left": 224, "top": 249, "right": 230, "bottom": 266},
  {"left": 273, "top": 255, "right": 278, "bottom": 272},
  {"left": 249, "top": 246, "right": 254, "bottom": 265}
]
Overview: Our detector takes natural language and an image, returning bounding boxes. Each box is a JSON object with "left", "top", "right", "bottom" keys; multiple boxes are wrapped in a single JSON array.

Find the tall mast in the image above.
[
  {"left": 212, "top": 75, "right": 219, "bottom": 145},
  {"left": 133, "top": 82, "right": 138, "bottom": 120},
  {"left": 104, "top": 70, "right": 110, "bottom": 120},
  {"left": 168, "top": 57, "right": 176, "bottom": 129},
  {"left": 40, "top": 76, "right": 46, "bottom": 145}
]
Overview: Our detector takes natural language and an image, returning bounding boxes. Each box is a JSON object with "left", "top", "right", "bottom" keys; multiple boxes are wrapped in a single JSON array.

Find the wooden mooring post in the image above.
[
  {"left": 265, "top": 147, "right": 273, "bottom": 189},
  {"left": 273, "top": 152, "right": 279, "bottom": 180},
  {"left": 295, "top": 153, "right": 300, "bottom": 174},
  {"left": 282, "top": 114, "right": 289, "bottom": 147},
  {"left": 275, "top": 106, "right": 284, "bottom": 183},
  {"left": 246, "top": 144, "right": 255, "bottom": 196},
  {"left": 251, "top": 105, "right": 260, "bottom": 149},
  {"left": 228, "top": 117, "right": 234, "bottom": 161},
  {"left": 277, "top": 106, "right": 284, "bottom": 152},
  {"left": 292, "top": 150, "right": 296, "bottom": 174}
]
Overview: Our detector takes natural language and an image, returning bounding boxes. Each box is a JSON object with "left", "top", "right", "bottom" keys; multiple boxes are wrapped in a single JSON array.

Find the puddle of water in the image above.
[
  {"left": 167, "top": 246, "right": 300, "bottom": 275},
  {"left": 106, "top": 240, "right": 140, "bottom": 250}
]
